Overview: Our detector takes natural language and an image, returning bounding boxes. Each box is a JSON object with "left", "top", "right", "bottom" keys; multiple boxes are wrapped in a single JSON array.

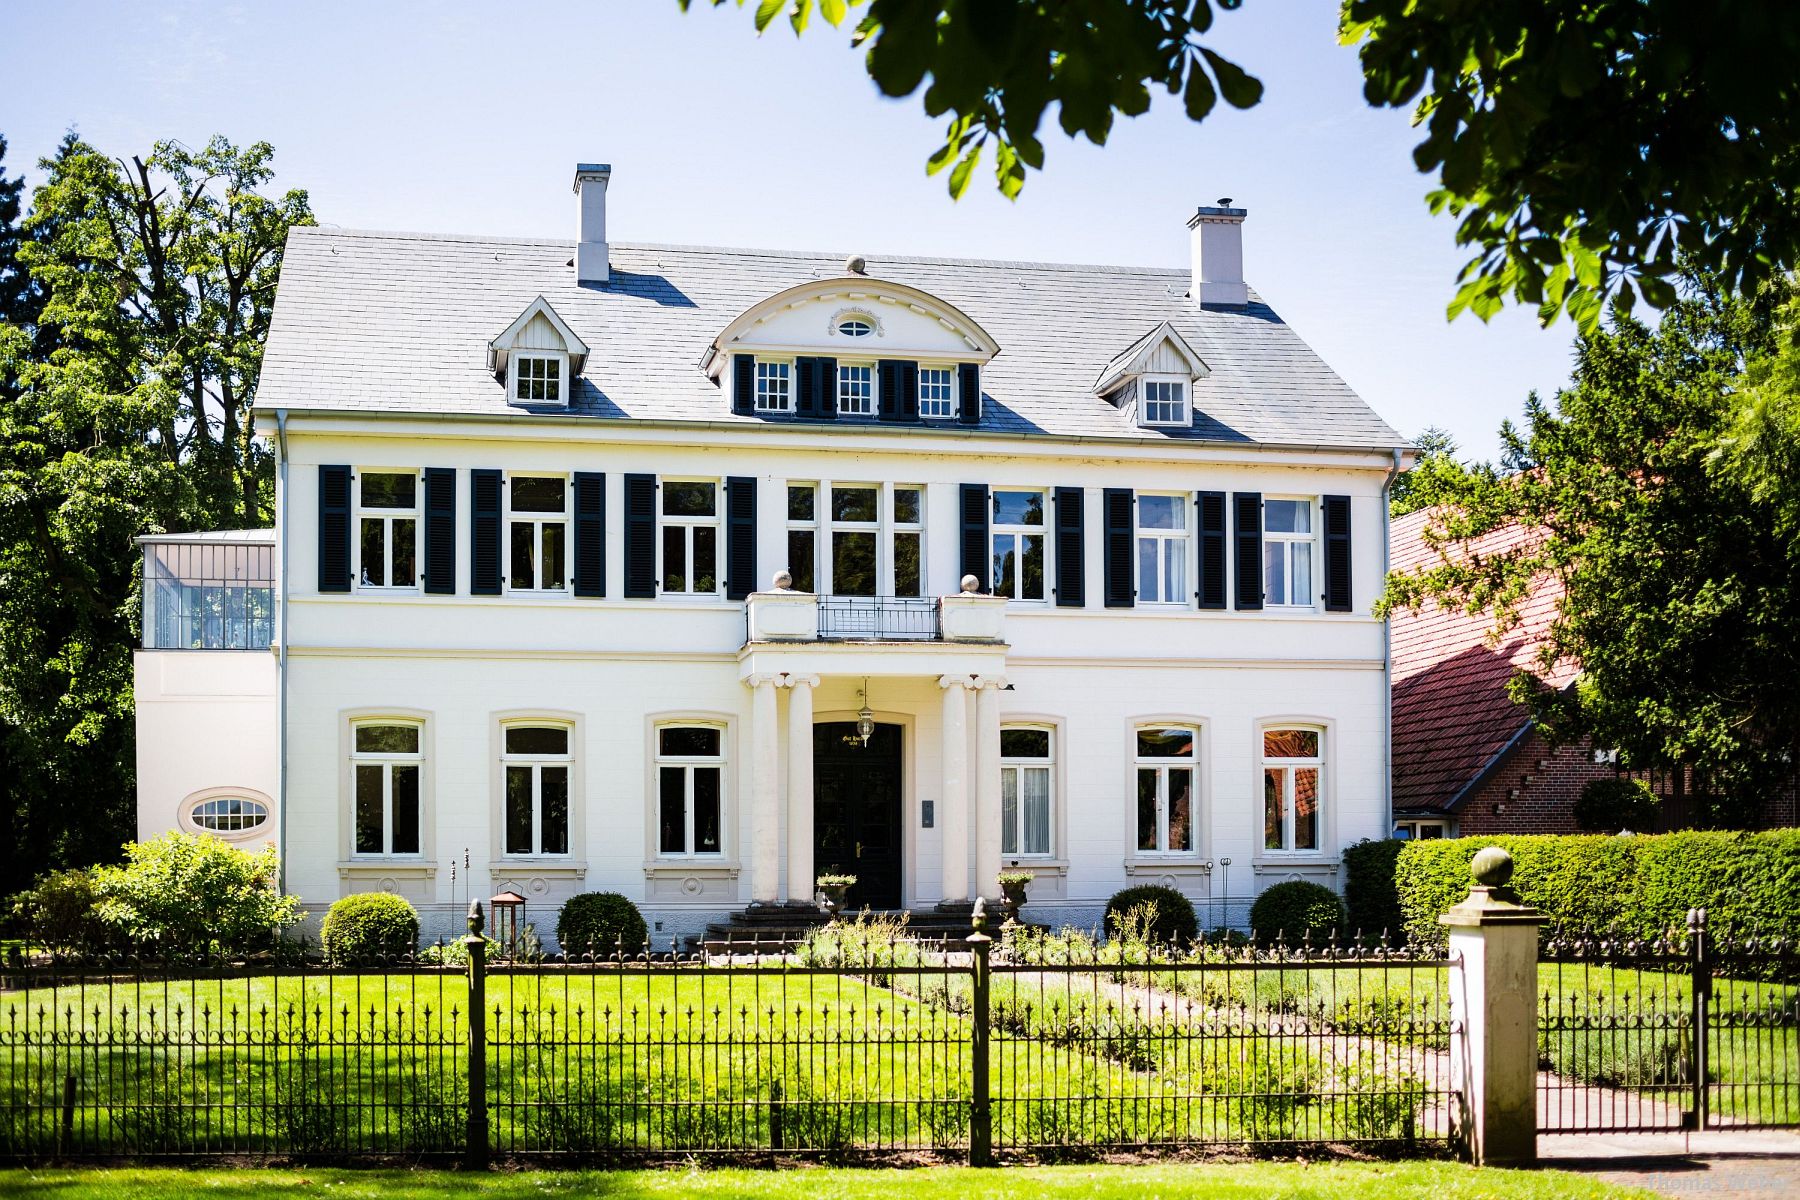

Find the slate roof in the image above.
[
  {"left": 255, "top": 227, "right": 1403, "bottom": 449},
  {"left": 1389, "top": 509, "right": 1577, "bottom": 812}
]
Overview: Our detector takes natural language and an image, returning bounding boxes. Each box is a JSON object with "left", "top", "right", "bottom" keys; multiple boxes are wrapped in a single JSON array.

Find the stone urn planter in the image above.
[
  {"left": 997, "top": 870, "right": 1033, "bottom": 914},
  {"left": 816, "top": 874, "right": 856, "bottom": 915}
]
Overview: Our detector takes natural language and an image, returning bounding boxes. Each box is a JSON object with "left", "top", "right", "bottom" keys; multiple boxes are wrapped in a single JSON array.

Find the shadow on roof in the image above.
[{"left": 579, "top": 269, "right": 698, "bottom": 308}]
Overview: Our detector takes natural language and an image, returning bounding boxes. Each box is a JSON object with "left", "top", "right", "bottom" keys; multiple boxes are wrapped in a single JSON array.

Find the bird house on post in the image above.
[{"left": 488, "top": 891, "right": 527, "bottom": 959}]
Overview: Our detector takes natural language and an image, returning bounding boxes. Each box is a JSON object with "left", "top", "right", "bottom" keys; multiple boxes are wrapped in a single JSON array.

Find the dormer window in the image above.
[
  {"left": 1142, "top": 378, "right": 1188, "bottom": 426},
  {"left": 837, "top": 317, "right": 874, "bottom": 338},
  {"left": 489, "top": 296, "right": 588, "bottom": 411},
  {"left": 755, "top": 360, "right": 792, "bottom": 412},
  {"left": 513, "top": 354, "right": 562, "bottom": 404},
  {"left": 837, "top": 363, "right": 875, "bottom": 416},
  {"left": 1093, "top": 321, "right": 1208, "bottom": 432}
]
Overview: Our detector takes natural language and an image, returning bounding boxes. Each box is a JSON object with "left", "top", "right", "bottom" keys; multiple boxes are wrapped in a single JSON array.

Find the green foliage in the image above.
[
  {"left": 1341, "top": 838, "right": 1405, "bottom": 944},
  {"left": 1395, "top": 831, "right": 1800, "bottom": 947},
  {"left": 555, "top": 891, "right": 649, "bottom": 957},
  {"left": 90, "top": 832, "right": 301, "bottom": 956},
  {"left": 1102, "top": 884, "right": 1197, "bottom": 947},
  {"left": 1248, "top": 881, "right": 1345, "bottom": 946},
  {"left": 319, "top": 892, "right": 420, "bottom": 965},
  {"left": 9, "top": 866, "right": 107, "bottom": 953},
  {"left": 1389, "top": 427, "right": 1463, "bottom": 517},
  {"left": 1574, "top": 777, "right": 1661, "bottom": 833}
]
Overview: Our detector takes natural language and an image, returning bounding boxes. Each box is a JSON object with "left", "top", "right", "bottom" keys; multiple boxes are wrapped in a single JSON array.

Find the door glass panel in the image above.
[
  {"left": 832, "top": 531, "right": 877, "bottom": 595},
  {"left": 355, "top": 764, "right": 383, "bottom": 854},
  {"left": 788, "top": 530, "right": 815, "bottom": 592},
  {"left": 390, "top": 765, "right": 420, "bottom": 854},
  {"left": 541, "top": 767, "right": 569, "bottom": 855},
  {"left": 894, "top": 532, "right": 921, "bottom": 597},
  {"left": 505, "top": 766, "right": 533, "bottom": 855}
]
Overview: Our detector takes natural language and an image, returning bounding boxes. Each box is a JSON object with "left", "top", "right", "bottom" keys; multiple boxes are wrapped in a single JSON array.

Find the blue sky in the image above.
[{"left": 2, "top": 0, "right": 1577, "bottom": 459}]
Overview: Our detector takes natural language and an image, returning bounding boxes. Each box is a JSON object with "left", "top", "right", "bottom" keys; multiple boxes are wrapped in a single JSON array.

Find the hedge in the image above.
[
  {"left": 1394, "top": 831, "right": 1800, "bottom": 947},
  {"left": 1342, "top": 838, "right": 1405, "bottom": 944}
]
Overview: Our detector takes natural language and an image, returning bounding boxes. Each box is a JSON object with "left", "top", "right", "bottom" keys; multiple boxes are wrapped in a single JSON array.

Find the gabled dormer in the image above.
[
  {"left": 489, "top": 296, "right": 589, "bottom": 409},
  {"left": 1093, "top": 321, "right": 1209, "bottom": 430}
]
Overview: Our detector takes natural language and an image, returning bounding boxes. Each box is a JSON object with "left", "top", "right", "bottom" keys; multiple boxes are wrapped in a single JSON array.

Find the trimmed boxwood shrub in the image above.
[
  {"left": 1395, "top": 831, "right": 1800, "bottom": 947},
  {"left": 320, "top": 892, "right": 419, "bottom": 965},
  {"left": 1342, "top": 838, "right": 1405, "bottom": 945},
  {"left": 556, "top": 892, "right": 649, "bottom": 956},
  {"left": 1249, "top": 881, "right": 1346, "bottom": 945},
  {"left": 1103, "top": 884, "right": 1198, "bottom": 946},
  {"left": 1574, "top": 777, "right": 1661, "bottom": 832}
]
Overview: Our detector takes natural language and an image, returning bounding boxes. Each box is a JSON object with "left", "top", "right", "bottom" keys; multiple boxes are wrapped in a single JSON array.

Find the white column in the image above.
[
  {"left": 784, "top": 674, "right": 818, "bottom": 906},
  {"left": 974, "top": 676, "right": 1004, "bottom": 902},
  {"left": 748, "top": 673, "right": 781, "bottom": 905},
  {"left": 938, "top": 675, "right": 970, "bottom": 904}
]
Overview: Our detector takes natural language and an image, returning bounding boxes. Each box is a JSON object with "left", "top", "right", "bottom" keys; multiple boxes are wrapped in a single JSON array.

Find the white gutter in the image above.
[
  {"left": 274, "top": 409, "right": 291, "bottom": 895},
  {"left": 1380, "top": 446, "right": 1404, "bottom": 838}
]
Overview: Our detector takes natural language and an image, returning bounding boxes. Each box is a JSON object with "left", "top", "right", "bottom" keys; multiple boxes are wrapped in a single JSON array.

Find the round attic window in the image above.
[
  {"left": 837, "top": 317, "right": 874, "bottom": 338},
  {"left": 180, "top": 790, "right": 272, "bottom": 839}
]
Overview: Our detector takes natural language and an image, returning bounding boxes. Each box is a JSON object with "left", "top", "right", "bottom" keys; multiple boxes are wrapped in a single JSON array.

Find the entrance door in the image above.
[{"left": 813, "top": 722, "right": 904, "bottom": 910}]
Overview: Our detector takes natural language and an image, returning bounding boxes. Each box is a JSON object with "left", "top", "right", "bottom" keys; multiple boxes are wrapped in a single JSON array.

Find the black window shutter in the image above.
[
  {"left": 879, "top": 359, "right": 903, "bottom": 421},
  {"left": 794, "top": 356, "right": 818, "bottom": 418},
  {"left": 623, "top": 474, "right": 657, "bottom": 598},
  {"left": 572, "top": 472, "right": 606, "bottom": 598},
  {"left": 725, "top": 476, "right": 758, "bottom": 600},
  {"left": 898, "top": 360, "right": 919, "bottom": 421},
  {"left": 1323, "top": 494, "right": 1352, "bottom": 611},
  {"left": 958, "top": 363, "right": 981, "bottom": 425},
  {"left": 732, "top": 355, "right": 755, "bottom": 416},
  {"left": 959, "top": 483, "right": 990, "bottom": 591},
  {"left": 423, "top": 467, "right": 456, "bottom": 594},
  {"left": 817, "top": 356, "right": 838, "bottom": 420},
  {"left": 471, "top": 469, "right": 502, "bottom": 596},
  {"left": 1195, "top": 490, "right": 1227, "bottom": 609},
  {"left": 1233, "top": 492, "right": 1263, "bottom": 610},
  {"left": 1053, "top": 486, "right": 1085, "bottom": 607},
  {"left": 1103, "top": 487, "right": 1135, "bottom": 608},
  {"left": 317, "top": 464, "right": 351, "bottom": 593}
]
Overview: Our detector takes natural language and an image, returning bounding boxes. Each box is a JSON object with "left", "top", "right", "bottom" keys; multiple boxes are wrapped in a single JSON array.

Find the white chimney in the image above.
[
  {"left": 573, "top": 163, "right": 611, "bottom": 284},
  {"left": 1188, "top": 200, "right": 1247, "bottom": 308}
]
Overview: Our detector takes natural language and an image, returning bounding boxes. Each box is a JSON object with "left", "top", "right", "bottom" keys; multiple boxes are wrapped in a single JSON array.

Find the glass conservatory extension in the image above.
[{"left": 141, "top": 532, "right": 276, "bottom": 651}]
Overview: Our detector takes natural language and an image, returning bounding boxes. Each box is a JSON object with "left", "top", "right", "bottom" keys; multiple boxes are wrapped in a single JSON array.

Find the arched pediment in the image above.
[{"left": 703, "top": 276, "right": 1000, "bottom": 379}]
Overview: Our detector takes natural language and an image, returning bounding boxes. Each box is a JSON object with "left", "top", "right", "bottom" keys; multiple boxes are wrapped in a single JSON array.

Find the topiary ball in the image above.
[
  {"left": 320, "top": 892, "right": 420, "bottom": 965},
  {"left": 556, "top": 892, "right": 649, "bottom": 957},
  {"left": 1103, "top": 884, "right": 1199, "bottom": 947},
  {"left": 1249, "top": 881, "right": 1346, "bottom": 946}
]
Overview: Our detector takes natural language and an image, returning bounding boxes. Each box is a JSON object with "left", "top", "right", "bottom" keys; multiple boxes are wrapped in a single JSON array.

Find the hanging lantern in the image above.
[{"left": 856, "top": 677, "right": 875, "bottom": 747}]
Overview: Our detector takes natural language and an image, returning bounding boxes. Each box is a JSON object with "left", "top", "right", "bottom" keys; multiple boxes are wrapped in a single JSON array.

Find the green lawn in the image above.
[{"left": 0, "top": 1163, "right": 1656, "bottom": 1199}]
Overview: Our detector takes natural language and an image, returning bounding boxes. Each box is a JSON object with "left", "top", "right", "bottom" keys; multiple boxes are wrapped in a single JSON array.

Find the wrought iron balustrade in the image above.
[{"left": 817, "top": 595, "right": 941, "bottom": 641}]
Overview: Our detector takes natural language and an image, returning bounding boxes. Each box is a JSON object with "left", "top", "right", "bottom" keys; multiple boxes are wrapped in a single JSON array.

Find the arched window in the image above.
[
  {"left": 656, "top": 724, "right": 725, "bottom": 856},
  {"left": 1136, "top": 725, "right": 1198, "bottom": 853},
  {"left": 502, "top": 724, "right": 572, "bottom": 856},
  {"left": 1000, "top": 726, "right": 1054, "bottom": 857},
  {"left": 1262, "top": 726, "right": 1324, "bottom": 851},
  {"left": 351, "top": 721, "right": 423, "bottom": 856}
]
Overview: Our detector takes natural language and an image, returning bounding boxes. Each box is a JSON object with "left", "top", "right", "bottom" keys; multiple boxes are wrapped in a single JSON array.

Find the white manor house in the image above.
[{"left": 134, "top": 165, "right": 1413, "bottom": 945}]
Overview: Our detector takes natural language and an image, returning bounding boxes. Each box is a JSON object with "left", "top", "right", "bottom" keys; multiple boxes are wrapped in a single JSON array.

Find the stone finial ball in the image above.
[
  {"left": 961, "top": 574, "right": 981, "bottom": 594},
  {"left": 772, "top": 569, "right": 793, "bottom": 590},
  {"left": 1471, "top": 846, "right": 1515, "bottom": 888}
]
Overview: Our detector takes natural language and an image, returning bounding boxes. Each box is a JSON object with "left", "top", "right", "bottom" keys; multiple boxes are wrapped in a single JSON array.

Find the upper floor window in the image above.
[
  {"left": 756, "top": 360, "right": 792, "bottom": 413},
  {"left": 836, "top": 317, "right": 874, "bottom": 338},
  {"left": 837, "top": 363, "right": 875, "bottom": 417},
  {"left": 662, "top": 481, "right": 719, "bottom": 595},
  {"left": 1136, "top": 725, "right": 1196, "bottom": 854},
  {"left": 1141, "top": 378, "right": 1188, "bottom": 426},
  {"left": 657, "top": 724, "right": 724, "bottom": 856},
  {"left": 830, "top": 484, "right": 879, "bottom": 596},
  {"left": 1000, "top": 726, "right": 1054, "bottom": 857},
  {"left": 992, "top": 489, "right": 1046, "bottom": 602},
  {"left": 786, "top": 483, "right": 818, "bottom": 593},
  {"left": 514, "top": 354, "right": 562, "bottom": 403},
  {"left": 1136, "top": 494, "right": 1189, "bottom": 605},
  {"left": 508, "top": 476, "right": 568, "bottom": 591},
  {"left": 1263, "top": 727, "right": 1323, "bottom": 852},
  {"left": 502, "top": 725, "right": 571, "bottom": 857},
  {"left": 1264, "top": 498, "right": 1314, "bottom": 608},
  {"left": 357, "top": 471, "right": 418, "bottom": 589},
  {"left": 919, "top": 367, "right": 956, "bottom": 419},
  {"left": 351, "top": 722, "right": 422, "bottom": 856},
  {"left": 892, "top": 486, "right": 923, "bottom": 597}
]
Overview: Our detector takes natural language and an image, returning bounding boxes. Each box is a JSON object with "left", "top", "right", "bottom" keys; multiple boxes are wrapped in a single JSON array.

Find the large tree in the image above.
[
  {"left": 0, "top": 135, "right": 310, "bottom": 886},
  {"left": 700, "top": 1, "right": 1800, "bottom": 330}
]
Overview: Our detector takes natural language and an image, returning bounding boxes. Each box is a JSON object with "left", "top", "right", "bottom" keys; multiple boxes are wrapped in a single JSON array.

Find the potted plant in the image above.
[
  {"left": 997, "top": 870, "right": 1034, "bottom": 912},
  {"left": 815, "top": 873, "right": 856, "bottom": 914}
]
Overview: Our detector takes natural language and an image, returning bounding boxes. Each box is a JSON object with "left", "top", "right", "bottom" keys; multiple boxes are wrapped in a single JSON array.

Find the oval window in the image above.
[
  {"left": 189, "top": 796, "right": 270, "bottom": 833},
  {"left": 837, "top": 318, "right": 873, "bottom": 338}
]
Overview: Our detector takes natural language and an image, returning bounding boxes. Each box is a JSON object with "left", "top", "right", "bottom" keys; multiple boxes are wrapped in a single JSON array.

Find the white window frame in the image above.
[
  {"left": 785, "top": 481, "right": 819, "bottom": 593},
  {"left": 504, "top": 473, "right": 571, "bottom": 593},
  {"left": 178, "top": 786, "right": 273, "bottom": 842},
  {"left": 755, "top": 359, "right": 793, "bottom": 413},
  {"left": 654, "top": 721, "right": 727, "bottom": 858},
  {"left": 1135, "top": 492, "right": 1190, "bottom": 606},
  {"left": 827, "top": 482, "right": 881, "bottom": 597},
  {"left": 991, "top": 488, "right": 1049, "bottom": 603},
  {"left": 1134, "top": 724, "right": 1200, "bottom": 855},
  {"left": 1000, "top": 725, "right": 1055, "bottom": 858},
  {"left": 918, "top": 365, "right": 957, "bottom": 420},
  {"left": 889, "top": 483, "right": 925, "bottom": 598},
  {"left": 1261, "top": 724, "right": 1326, "bottom": 854},
  {"left": 1263, "top": 496, "right": 1317, "bottom": 610},
  {"left": 1140, "top": 375, "right": 1191, "bottom": 427},
  {"left": 349, "top": 719, "right": 425, "bottom": 858},
  {"left": 512, "top": 352, "right": 566, "bottom": 404},
  {"left": 659, "top": 478, "right": 723, "bottom": 597},
  {"left": 500, "top": 721, "right": 574, "bottom": 858},
  {"left": 1393, "top": 818, "right": 1449, "bottom": 841},
  {"left": 836, "top": 362, "right": 876, "bottom": 417},
  {"left": 354, "top": 469, "right": 421, "bottom": 591}
]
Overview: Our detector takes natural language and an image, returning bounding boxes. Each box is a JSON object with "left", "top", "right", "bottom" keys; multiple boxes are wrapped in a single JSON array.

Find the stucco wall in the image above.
[{"left": 134, "top": 649, "right": 279, "bottom": 852}]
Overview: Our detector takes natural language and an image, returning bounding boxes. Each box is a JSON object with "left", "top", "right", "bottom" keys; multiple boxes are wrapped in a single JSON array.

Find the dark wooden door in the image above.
[{"left": 813, "top": 722, "right": 903, "bottom": 910}]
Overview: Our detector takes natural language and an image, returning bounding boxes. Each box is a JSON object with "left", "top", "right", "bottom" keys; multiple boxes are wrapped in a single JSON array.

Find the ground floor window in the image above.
[
  {"left": 502, "top": 725, "right": 571, "bottom": 856},
  {"left": 1136, "top": 725, "right": 1197, "bottom": 853},
  {"left": 351, "top": 722, "right": 422, "bottom": 856},
  {"left": 1000, "top": 726, "right": 1054, "bottom": 856},
  {"left": 1393, "top": 819, "right": 1448, "bottom": 841},
  {"left": 657, "top": 724, "right": 724, "bottom": 856},
  {"left": 1263, "top": 726, "right": 1324, "bottom": 851}
]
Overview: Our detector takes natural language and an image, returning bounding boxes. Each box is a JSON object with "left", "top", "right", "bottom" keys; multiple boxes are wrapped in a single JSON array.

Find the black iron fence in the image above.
[
  {"left": 0, "top": 907, "right": 1461, "bottom": 1164},
  {"left": 816, "top": 596, "right": 941, "bottom": 641}
]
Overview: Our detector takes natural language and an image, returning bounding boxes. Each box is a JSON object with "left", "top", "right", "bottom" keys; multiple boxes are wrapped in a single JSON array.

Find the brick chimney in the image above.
[
  {"left": 574, "top": 163, "right": 611, "bottom": 284},
  {"left": 1188, "top": 200, "right": 1247, "bottom": 309}
]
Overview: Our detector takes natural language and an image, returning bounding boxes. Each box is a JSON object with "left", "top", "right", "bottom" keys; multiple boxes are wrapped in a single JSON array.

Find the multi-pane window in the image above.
[
  {"left": 657, "top": 725, "right": 724, "bottom": 856},
  {"left": 992, "top": 490, "right": 1046, "bottom": 601},
  {"left": 356, "top": 472, "right": 418, "bottom": 588},
  {"left": 1136, "top": 726, "right": 1196, "bottom": 853},
  {"left": 502, "top": 725, "right": 571, "bottom": 856},
  {"left": 1263, "top": 727, "right": 1323, "bottom": 852},
  {"left": 1264, "top": 498, "right": 1315, "bottom": 608},
  {"left": 507, "top": 476, "right": 568, "bottom": 591},
  {"left": 661, "top": 481, "right": 720, "bottom": 595},
  {"left": 830, "top": 485, "right": 879, "bottom": 595},
  {"left": 352, "top": 722, "right": 422, "bottom": 856},
  {"left": 892, "top": 486, "right": 923, "bottom": 597},
  {"left": 187, "top": 796, "right": 269, "bottom": 835},
  {"left": 514, "top": 355, "right": 561, "bottom": 403},
  {"left": 1136, "top": 494, "right": 1189, "bottom": 604},
  {"left": 755, "top": 360, "right": 792, "bottom": 412},
  {"left": 919, "top": 367, "right": 956, "bottom": 419},
  {"left": 786, "top": 484, "right": 818, "bottom": 592},
  {"left": 1000, "top": 727, "right": 1054, "bottom": 857},
  {"left": 837, "top": 317, "right": 874, "bottom": 338},
  {"left": 1394, "top": 819, "right": 1447, "bottom": 841},
  {"left": 1142, "top": 379, "right": 1187, "bottom": 425},
  {"left": 837, "top": 364, "right": 875, "bottom": 416}
]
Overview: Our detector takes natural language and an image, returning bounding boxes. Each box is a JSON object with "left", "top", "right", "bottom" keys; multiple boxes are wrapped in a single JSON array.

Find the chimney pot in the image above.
[
  {"left": 573, "top": 163, "right": 612, "bottom": 284},
  {"left": 1187, "top": 202, "right": 1247, "bottom": 309}
]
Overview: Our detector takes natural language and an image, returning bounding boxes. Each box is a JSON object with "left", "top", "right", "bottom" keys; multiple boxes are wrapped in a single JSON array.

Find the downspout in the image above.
[
  {"left": 1380, "top": 447, "right": 1404, "bottom": 840},
  {"left": 274, "top": 410, "right": 291, "bottom": 895}
]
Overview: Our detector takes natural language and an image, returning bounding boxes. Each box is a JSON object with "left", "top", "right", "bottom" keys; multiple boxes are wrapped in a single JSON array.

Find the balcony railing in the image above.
[
  {"left": 745, "top": 590, "right": 1007, "bottom": 645},
  {"left": 818, "top": 596, "right": 940, "bottom": 641},
  {"left": 140, "top": 533, "right": 276, "bottom": 651}
]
